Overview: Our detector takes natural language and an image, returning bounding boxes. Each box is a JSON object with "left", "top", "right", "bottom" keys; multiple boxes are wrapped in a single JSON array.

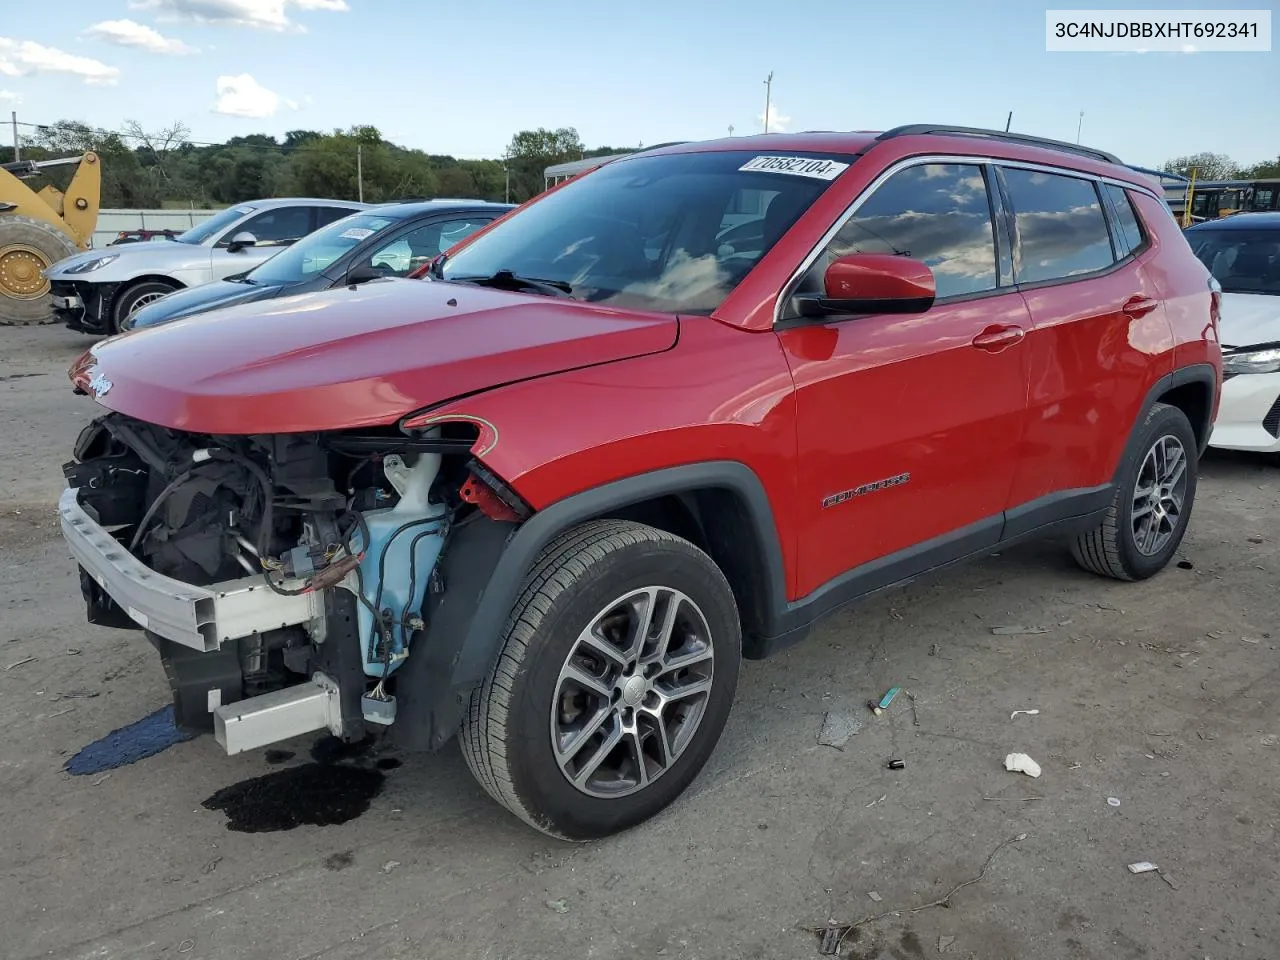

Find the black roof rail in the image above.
[
  {"left": 636, "top": 141, "right": 691, "bottom": 152},
  {"left": 875, "top": 125, "right": 1123, "bottom": 166}
]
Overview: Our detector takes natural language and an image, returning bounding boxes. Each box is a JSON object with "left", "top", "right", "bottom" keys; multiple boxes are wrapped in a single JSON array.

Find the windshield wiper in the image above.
[{"left": 447, "top": 269, "right": 574, "bottom": 298}]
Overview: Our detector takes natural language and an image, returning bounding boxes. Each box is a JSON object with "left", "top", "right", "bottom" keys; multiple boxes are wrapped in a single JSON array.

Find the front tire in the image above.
[
  {"left": 113, "top": 280, "right": 178, "bottom": 333},
  {"left": 461, "top": 519, "right": 742, "bottom": 840},
  {"left": 1071, "top": 402, "right": 1198, "bottom": 581}
]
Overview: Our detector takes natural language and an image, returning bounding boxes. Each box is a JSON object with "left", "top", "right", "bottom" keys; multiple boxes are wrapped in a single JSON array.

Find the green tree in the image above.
[
  {"left": 1161, "top": 152, "right": 1239, "bottom": 180},
  {"left": 1237, "top": 155, "right": 1280, "bottom": 179},
  {"left": 505, "top": 126, "right": 586, "bottom": 202}
]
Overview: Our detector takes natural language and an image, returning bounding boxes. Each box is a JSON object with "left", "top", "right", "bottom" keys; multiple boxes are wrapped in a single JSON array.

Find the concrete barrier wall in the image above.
[{"left": 92, "top": 208, "right": 221, "bottom": 248}]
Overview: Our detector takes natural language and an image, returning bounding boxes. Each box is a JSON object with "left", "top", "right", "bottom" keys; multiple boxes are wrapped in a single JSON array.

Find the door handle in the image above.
[
  {"left": 1121, "top": 296, "right": 1159, "bottom": 318},
  {"left": 971, "top": 324, "right": 1025, "bottom": 352}
]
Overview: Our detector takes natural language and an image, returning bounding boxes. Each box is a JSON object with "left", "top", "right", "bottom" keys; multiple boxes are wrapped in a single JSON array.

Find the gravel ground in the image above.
[{"left": 2, "top": 325, "right": 1277, "bottom": 960}]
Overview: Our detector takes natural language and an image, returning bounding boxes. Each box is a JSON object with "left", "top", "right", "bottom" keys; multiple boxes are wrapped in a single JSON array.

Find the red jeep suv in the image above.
[{"left": 61, "top": 125, "right": 1221, "bottom": 839}]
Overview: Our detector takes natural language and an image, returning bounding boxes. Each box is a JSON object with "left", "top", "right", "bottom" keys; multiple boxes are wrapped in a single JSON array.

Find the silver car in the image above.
[{"left": 45, "top": 197, "right": 367, "bottom": 334}]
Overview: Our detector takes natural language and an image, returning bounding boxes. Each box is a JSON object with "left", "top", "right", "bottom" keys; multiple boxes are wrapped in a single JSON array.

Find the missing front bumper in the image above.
[{"left": 59, "top": 486, "right": 323, "bottom": 652}]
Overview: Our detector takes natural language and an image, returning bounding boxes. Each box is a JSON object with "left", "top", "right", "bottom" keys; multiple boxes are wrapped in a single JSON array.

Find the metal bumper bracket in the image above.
[
  {"left": 215, "top": 673, "right": 344, "bottom": 755},
  {"left": 59, "top": 487, "right": 322, "bottom": 652}
]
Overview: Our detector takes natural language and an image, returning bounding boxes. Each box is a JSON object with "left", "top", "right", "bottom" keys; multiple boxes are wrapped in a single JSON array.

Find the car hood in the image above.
[
  {"left": 70, "top": 278, "right": 679, "bottom": 434},
  {"left": 46, "top": 240, "right": 204, "bottom": 277},
  {"left": 1220, "top": 291, "right": 1280, "bottom": 349},
  {"left": 129, "top": 277, "right": 288, "bottom": 328}
]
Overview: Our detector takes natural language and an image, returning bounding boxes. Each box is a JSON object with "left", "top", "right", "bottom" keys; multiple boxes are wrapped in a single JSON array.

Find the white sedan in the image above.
[
  {"left": 43, "top": 197, "right": 367, "bottom": 335},
  {"left": 1186, "top": 213, "right": 1280, "bottom": 454}
]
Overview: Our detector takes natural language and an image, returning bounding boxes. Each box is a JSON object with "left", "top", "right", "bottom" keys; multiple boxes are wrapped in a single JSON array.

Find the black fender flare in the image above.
[
  {"left": 388, "top": 460, "right": 789, "bottom": 751},
  {"left": 1132, "top": 362, "right": 1218, "bottom": 460}
]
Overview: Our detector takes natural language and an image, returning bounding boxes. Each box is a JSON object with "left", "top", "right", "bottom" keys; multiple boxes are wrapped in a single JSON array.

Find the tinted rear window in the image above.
[{"left": 1002, "top": 169, "right": 1114, "bottom": 283}]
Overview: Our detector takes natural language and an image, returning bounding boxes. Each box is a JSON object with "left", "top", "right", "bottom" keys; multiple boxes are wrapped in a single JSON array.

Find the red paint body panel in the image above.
[
  {"left": 418, "top": 317, "right": 805, "bottom": 594},
  {"left": 67, "top": 130, "right": 1222, "bottom": 613},
  {"left": 1007, "top": 263, "right": 1174, "bottom": 504},
  {"left": 779, "top": 293, "right": 1031, "bottom": 594},
  {"left": 69, "top": 279, "right": 677, "bottom": 434},
  {"left": 1128, "top": 192, "right": 1222, "bottom": 410}
]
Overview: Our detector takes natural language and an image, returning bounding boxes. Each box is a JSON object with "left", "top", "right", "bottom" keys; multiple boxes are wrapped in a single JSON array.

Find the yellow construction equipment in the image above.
[{"left": 0, "top": 152, "right": 101, "bottom": 323}]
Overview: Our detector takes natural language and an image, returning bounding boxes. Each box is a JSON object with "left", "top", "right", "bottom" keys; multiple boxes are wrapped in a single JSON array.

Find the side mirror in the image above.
[
  {"left": 226, "top": 231, "right": 258, "bottom": 253},
  {"left": 345, "top": 262, "right": 384, "bottom": 286},
  {"left": 796, "top": 253, "right": 936, "bottom": 318}
]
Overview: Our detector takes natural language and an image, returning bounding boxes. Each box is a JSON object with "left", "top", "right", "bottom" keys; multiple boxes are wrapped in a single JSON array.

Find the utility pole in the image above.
[
  {"left": 11, "top": 111, "right": 19, "bottom": 161},
  {"left": 1004, "top": 111, "right": 1012, "bottom": 133},
  {"left": 762, "top": 72, "right": 773, "bottom": 133},
  {"left": 356, "top": 143, "right": 364, "bottom": 202},
  {"left": 1076, "top": 110, "right": 1084, "bottom": 144},
  {"left": 503, "top": 150, "right": 511, "bottom": 204}
]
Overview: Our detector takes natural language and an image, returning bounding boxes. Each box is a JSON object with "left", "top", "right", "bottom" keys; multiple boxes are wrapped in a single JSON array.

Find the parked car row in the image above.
[
  {"left": 44, "top": 125, "right": 1274, "bottom": 840},
  {"left": 48, "top": 198, "right": 368, "bottom": 334}
]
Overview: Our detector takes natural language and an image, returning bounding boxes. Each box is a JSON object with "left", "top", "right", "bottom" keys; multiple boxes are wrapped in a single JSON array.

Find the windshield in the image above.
[
  {"left": 176, "top": 205, "right": 254, "bottom": 245},
  {"left": 439, "top": 150, "right": 851, "bottom": 313},
  {"left": 246, "top": 212, "right": 400, "bottom": 285},
  {"left": 1189, "top": 230, "right": 1280, "bottom": 295}
]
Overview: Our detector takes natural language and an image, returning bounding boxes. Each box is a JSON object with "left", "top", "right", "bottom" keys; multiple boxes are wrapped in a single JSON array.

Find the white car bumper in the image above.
[{"left": 1209, "top": 371, "right": 1280, "bottom": 454}]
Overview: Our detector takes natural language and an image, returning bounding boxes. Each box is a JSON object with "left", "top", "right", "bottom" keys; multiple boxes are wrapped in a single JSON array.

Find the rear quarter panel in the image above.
[{"left": 1130, "top": 191, "right": 1222, "bottom": 419}]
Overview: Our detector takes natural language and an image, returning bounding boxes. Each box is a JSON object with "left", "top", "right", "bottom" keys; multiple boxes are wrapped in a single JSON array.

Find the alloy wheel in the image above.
[
  {"left": 1131, "top": 435, "right": 1188, "bottom": 556},
  {"left": 551, "top": 586, "right": 715, "bottom": 799}
]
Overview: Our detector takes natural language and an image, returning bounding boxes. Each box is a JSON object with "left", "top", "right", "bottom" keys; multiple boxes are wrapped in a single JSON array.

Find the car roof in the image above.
[
  {"left": 367, "top": 200, "right": 515, "bottom": 219},
  {"left": 1184, "top": 212, "right": 1280, "bottom": 232},
  {"left": 634, "top": 125, "right": 1154, "bottom": 190},
  {"left": 239, "top": 197, "right": 372, "bottom": 210}
]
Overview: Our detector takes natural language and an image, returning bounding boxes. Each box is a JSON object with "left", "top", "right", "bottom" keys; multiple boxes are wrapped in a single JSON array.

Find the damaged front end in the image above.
[{"left": 60, "top": 412, "right": 528, "bottom": 754}]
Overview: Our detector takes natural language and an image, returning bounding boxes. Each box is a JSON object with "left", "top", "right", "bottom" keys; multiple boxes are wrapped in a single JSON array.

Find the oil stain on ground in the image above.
[
  {"left": 202, "top": 735, "right": 396, "bottom": 834},
  {"left": 202, "top": 764, "right": 386, "bottom": 833},
  {"left": 64, "top": 705, "right": 197, "bottom": 776}
]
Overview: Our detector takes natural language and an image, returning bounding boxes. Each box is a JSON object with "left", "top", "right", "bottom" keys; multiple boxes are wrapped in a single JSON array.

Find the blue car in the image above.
[{"left": 128, "top": 199, "right": 513, "bottom": 330}]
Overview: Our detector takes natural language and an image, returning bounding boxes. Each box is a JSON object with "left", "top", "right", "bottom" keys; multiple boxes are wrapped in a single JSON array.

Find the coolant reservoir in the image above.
[{"left": 350, "top": 450, "right": 448, "bottom": 677}]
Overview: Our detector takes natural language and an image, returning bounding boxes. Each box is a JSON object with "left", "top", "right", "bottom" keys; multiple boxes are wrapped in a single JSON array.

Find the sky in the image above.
[{"left": 0, "top": 0, "right": 1276, "bottom": 167}]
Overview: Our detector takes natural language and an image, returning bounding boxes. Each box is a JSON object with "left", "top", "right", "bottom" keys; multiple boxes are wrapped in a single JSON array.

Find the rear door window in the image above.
[
  {"left": 227, "top": 206, "right": 313, "bottom": 247},
  {"left": 314, "top": 206, "right": 361, "bottom": 229},
  {"left": 1001, "top": 169, "right": 1114, "bottom": 283}
]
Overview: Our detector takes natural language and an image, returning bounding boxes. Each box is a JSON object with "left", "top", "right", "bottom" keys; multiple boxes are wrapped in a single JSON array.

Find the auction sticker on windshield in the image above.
[
  {"left": 340, "top": 228, "right": 376, "bottom": 241},
  {"left": 739, "top": 156, "right": 849, "bottom": 180}
]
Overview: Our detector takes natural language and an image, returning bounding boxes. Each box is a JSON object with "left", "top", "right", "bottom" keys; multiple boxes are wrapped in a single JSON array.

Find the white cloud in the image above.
[
  {"left": 212, "top": 73, "right": 297, "bottom": 117},
  {"left": 0, "top": 89, "right": 20, "bottom": 103},
  {"left": 84, "top": 19, "right": 196, "bottom": 55},
  {"left": 0, "top": 38, "right": 120, "bottom": 85},
  {"left": 759, "top": 103, "right": 791, "bottom": 133},
  {"left": 130, "top": 0, "right": 347, "bottom": 32}
]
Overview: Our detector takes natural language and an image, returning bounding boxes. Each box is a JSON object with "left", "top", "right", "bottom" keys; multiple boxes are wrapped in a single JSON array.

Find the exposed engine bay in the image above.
[{"left": 61, "top": 412, "right": 528, "bottom": 751}]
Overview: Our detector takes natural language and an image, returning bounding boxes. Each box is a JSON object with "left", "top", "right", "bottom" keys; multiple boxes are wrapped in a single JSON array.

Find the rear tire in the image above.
[
  {"left": 0, "top": 215, "right": 79, "bottom": 325},
  {"left": 114, "top": 280, "right": 178, "bottom": 333},
  {"left": 1071, "top": 402, "right": 1198, "bottom": 581},
  {"left": 461, "top": 519, "right": 741, "bottom": 840}
]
